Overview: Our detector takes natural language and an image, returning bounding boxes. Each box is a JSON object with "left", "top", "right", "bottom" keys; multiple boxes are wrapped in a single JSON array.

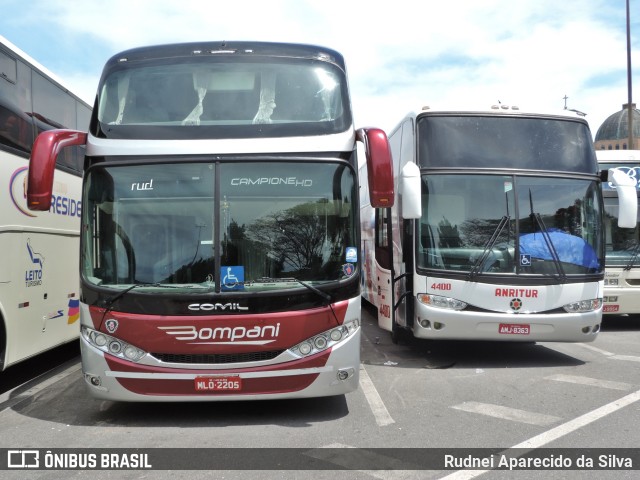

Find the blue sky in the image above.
[{"left": 1, "top": 0, "right": 638, "bottom": 134}]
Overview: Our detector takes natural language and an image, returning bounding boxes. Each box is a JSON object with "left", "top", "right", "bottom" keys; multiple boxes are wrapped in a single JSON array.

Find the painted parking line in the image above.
[
  {"left": 441, "top": 388, "right": 640, "bottom": 480},
  {"left": 546, "top": 374, "right": 633, "bottom": 391},
  {"left": 451, "top": 401, "right": 561, "bottom": 426},
  {"left": 575, "top": 343, "right": 640, "bottom": 363},
  {"left": 359, "top": 364, "right": 395, "bottom": 427}
]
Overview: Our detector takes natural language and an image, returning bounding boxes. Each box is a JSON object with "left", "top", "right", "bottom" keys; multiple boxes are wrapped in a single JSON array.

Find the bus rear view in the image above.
[{"left": 26, "top": 42, "right": 393, "bottom": 401}]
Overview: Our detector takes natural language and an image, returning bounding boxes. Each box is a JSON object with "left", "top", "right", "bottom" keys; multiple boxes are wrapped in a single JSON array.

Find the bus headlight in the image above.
[
  {"left": 417, "top": 293, "right": 467, "bottom": 311},
  {"left": 290, "top": 318, "right": 359, "bottom": 358},
  {"left": 81, "top": 326, "right": 147, "bottom": 362},
  {"left": 562, "top": 298, "right": 602, "bottom": 313}
]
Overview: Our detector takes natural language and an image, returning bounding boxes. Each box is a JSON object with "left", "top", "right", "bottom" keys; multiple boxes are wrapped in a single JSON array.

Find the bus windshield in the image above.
[
  {"left": 417, "top": 115, "right": 597, "bottom": 173},
  {"left": 95, "top": 57, "right": 349, "bottom": 140},
  {"left": 82, "top": 161, "right": 358, "bottom": 292},
  {"left": 417, "top": 174, "right": 603, "bottom": 276}
]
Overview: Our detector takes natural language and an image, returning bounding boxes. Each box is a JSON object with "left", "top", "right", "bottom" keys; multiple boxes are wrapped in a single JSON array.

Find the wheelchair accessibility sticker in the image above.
[
  {"left": 221, "top": 266, "right": 244, "bottom": 291},
  {"left": 520, "top": 254, "right": 532, "bottom": 266}
]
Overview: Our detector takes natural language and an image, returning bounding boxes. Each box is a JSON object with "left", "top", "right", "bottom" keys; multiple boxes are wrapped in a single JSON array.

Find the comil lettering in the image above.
[
  {"left": 231, "top": 177, "right": 312, "bottom": 187},
  {"left": 495, "top": 288, "right": 538, "bottom": 298}
]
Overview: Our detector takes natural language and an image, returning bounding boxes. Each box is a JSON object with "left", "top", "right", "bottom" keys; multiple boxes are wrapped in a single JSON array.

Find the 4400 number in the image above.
[{"left": 430, "top": 282, "right": 452, "bottom": 291}]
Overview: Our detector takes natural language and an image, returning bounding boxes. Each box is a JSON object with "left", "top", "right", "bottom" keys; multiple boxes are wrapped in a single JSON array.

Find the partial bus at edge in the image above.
[
  {"left": 1, "top": 35, "right": 90, "bottom": 371},
  {"left": 597, "top": 149, "right": 640, "bottom": 316},
  {"left": 26, "top": 41, "right": 393, "bottom": 401},
  {"left": 360, "top": 106, "right": 636, "bottom": 344}
]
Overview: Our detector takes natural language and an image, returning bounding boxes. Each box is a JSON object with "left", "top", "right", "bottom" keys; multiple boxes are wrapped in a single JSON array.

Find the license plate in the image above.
[
  {"left": 499, "top": 323, "right": 530, "bottom": 335},
  {"left": 195, "top": 376, "right": 242, "bottom": 392},
  {"left": 603, "top": 305, "right": 619, "bottom": 313}
]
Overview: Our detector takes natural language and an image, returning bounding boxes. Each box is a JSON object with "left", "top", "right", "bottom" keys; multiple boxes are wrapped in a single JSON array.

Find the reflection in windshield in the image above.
[
  {"left": 95, "top": 57, "right": 349, "bottom": 140},
  {"left": 417, "top": 174, "right": 603, "bottom": 277},
  {"left": 82, "top": 162, "right": 357, "bottom": 293}
]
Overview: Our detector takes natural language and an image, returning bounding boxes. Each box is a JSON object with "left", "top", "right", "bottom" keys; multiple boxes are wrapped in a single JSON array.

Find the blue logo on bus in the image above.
[
  {"left": 346, "top": 247, "right": 358, "bottom": 263},
  {"left": 221, "top": 266, "right": 244, "bottom": 291}
]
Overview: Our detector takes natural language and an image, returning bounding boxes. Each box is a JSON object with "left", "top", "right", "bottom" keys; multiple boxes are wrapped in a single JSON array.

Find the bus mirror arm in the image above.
[
  {"left": 27, "top": 129, "right": 87, "bottom": 211},
  {"left": 357, "top": 127, "right": 394, "bottom": 208},
  {"left": 607, "top": 168, "right": 638, "bottom": 229}
]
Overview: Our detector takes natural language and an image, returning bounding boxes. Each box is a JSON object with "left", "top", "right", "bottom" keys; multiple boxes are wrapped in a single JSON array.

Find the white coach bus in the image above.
[
  {"left": 1, "top": 35, "right": 90, "bottom": 370},
  {"left": 361, "top": 105, "right": 636, "bottom": 343},
  {"left": 597, "top": 149, "right": 640, "bottom": 315}
]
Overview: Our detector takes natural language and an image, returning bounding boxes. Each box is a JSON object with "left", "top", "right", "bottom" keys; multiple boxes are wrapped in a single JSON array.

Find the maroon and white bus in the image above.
[{"left": 26, "top": 41, "right": 393, "bottom": 401}]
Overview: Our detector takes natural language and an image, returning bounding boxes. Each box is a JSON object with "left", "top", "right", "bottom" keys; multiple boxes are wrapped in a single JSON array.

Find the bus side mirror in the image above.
[
  {"left": 607, "top": 168, "right": 638, "bottom": 228},
  {"left": 357, "top": 127, "right": 394, "bottom": 208},
  {"left": 27, "top": 129, "right": 87, "bottom": 211},
  {"left": 401, "top": 162, "right": 421, "bottom": 219}
]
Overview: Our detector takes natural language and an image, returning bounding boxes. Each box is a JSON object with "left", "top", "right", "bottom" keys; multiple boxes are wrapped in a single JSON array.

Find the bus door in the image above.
[{"left": 374, "top": 207, "right": 393, "bottom": 330}]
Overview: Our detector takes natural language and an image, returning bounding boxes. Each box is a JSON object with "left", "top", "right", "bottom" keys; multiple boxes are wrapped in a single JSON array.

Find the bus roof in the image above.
[
  {"left": 0, "top": 34, "right": 92, "bottom": 108},
  {"left": 412, "top": 104, "right": 588, "bottom": 119},
  {"left": 102, "top": 41, "right": 346, "bottom": 71}
]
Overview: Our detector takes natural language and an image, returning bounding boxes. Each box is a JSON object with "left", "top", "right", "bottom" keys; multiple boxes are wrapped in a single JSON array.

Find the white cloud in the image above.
[{"left": 2, "top": 0, "right": 638, "bottom": 134}]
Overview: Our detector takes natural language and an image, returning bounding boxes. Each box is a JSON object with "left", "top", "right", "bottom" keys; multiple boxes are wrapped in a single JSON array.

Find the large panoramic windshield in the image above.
[
  {"left": 416, "top": 174, "right": 603, "bottom": 276},
  {"left": 417, "top": 115, "right": 597, "bottom": 173},
  {"left": 82, "top": 162, "right": 358, "bottom": 292},
  {"left": 95, "top": 58, "right": 349, "bottom": 139},
  {"left": 600, "top": 162, "right": 640, "bottom": 267}
]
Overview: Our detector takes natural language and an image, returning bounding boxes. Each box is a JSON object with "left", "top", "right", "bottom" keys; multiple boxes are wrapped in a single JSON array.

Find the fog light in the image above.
[
  {"left": 86, "top": 374, "right": 102, "bottom": 386},
  {"left": 582, "top": 326, "right": 591, "bottom": 334},
  {"left": 337, "top": 370, "right": 349, "bottom": 381},
  {"left": 433, "top": 322, "right": 444, "bottom": 330},
  {"left": 420, "top": 319, "right": 431, "bottom": 328},
  {"left": 593, "top": 324, "right": 600, "bottom": 333}
]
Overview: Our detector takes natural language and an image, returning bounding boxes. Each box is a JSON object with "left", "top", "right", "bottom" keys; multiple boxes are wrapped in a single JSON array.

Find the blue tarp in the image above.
[{"left": 519, "top": 228, "right": 600, "bottom": 269}]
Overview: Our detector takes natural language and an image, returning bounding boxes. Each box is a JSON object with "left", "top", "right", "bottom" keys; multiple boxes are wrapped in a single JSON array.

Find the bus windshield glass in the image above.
[
  {"left": 417, "top": 115, "right": 597, "bottom": 173},
  {"left": 82, "top": 161, "right": 358, "bottom": 292},
  {"left": 600, "top": 162, "right": 640, "bottom": 267},
  {"left": 95, "top": 57, "right": 349, "bottom": 139},
  {"left": 416, "top": 174, "right": 603, "bottom": 276}
]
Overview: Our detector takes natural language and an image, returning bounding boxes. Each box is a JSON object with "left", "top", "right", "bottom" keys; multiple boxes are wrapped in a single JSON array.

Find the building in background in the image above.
[{"left": 594, "top": 103, "right": 640, "bottom": 150}]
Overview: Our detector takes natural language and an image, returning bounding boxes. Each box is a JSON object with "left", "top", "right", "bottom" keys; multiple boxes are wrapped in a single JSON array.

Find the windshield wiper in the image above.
[
  {"left": 528, "top": 190, "right": 567, "bottom": 282},
  {"left": 251, "top": 277, "right": 332, "bottom": 304},
  {"left": 624, "top": 242, "right": 640, "bottom": 271},
  {"left": 468, "top": 215, "right": 510, "bottom": 280},
  {"left": 100, "top": 282, "right": 177, "bottom": 312}
]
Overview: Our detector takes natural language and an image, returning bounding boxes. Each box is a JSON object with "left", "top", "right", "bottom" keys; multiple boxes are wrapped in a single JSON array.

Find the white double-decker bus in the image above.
[
  {"left": 597, "top": 149, "right": 640, "bottom": 315},
  {"left": 0, "top": 36, "right": 90, "bottom": 371},
  {"left": 26, "top": 41, "right": 393, "bottom": 401},
  {"left": 360, "top": 105, "right": 636, "bottom": 343}
]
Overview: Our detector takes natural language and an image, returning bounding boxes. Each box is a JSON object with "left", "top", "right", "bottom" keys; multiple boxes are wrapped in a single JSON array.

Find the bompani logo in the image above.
[
  {"left": 510, "top": 298, "right": 523, "bottom": 312},
  {"left": 67, "top": 299, "right": 80, "bottom": 324}
]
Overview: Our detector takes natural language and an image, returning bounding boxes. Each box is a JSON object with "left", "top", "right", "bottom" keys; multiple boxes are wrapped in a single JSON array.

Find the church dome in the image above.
[{"left": 595, "top": 103, "right": 640, "bottom": 143}]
